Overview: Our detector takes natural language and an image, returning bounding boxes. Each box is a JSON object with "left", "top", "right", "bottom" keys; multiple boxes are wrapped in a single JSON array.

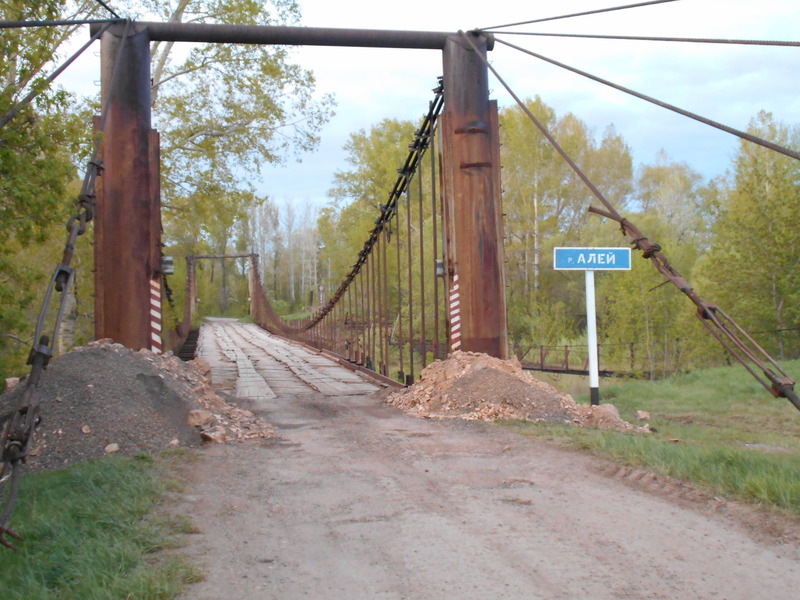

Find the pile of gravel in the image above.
[
  {"left": 387, "top": 351, "right": 580, "bottom": 422},
  {"left": 0, "top": 340, "right": 273, "bottom": 472},
  {"left": 387, "top": 351, "right": 648, "bottom": 432}
]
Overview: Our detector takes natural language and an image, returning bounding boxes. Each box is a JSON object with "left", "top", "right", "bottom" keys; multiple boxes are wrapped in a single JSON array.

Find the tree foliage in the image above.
[
  {"left": 127, "top": 0, "right": 335, "bottom": 236},
  {"left": 134, "top": 0, "right": 336, "bottom": 322},
  {"left": 695, "top": 111, "right": 800, "bottom": 359},
  {"left": 1, "top": 0, "right": 336, "bottom": 370},
  {"left": 0, "top": 1, "right": 97, "bottom": 374},
  {"left": 0, "top": 1, "right": 94, "bottom": 245},
  {"left": 319, "top": 118, "right": 415, "bottom": 286},
  {"left": 499, "top": 98, "right": 633, "bottom": 351}
]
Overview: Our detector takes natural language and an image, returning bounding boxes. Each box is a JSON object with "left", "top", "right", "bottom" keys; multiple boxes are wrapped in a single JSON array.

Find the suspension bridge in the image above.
[{"left": 2, "top": 0, "right": 800, "bottom": 548}]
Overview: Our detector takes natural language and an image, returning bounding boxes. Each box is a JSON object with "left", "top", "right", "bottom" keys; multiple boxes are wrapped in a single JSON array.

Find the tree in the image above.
[
  {"left": 128, "top": 1, "right": 336, "bottom": 318},
  {"left": 248, "top": 197, "right": 282, "bottom": 296},
  {"left": 637, "top": 150, "right": 710, "bottom": 248},
  {"left": 320, "top": 118, "right": 415, "bottom": 285},
  {"left": 695, "top": 111, "right": 800, "bottom": 359},
  {"left": 131, "top": 0, "right": 335, "bottom": 242},
  {"left": 498, "top": 98, "right": 633, "bottom": 354},
  {"left": 0, "top": 1, "right": 98, "bottom": 375}
]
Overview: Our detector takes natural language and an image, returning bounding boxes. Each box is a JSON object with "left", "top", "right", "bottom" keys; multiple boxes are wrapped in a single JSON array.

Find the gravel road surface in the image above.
[{"left": 174, "top": 320, "right": 800, "bottom": 599}]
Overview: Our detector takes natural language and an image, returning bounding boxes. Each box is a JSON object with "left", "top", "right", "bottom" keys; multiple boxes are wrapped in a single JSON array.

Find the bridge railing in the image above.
[{"left": 248, "top": 82, "right": 450, "bottom": 384}]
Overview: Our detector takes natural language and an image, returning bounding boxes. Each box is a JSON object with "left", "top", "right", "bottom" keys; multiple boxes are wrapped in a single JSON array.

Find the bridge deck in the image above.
[{"left": 197, "top": 318, "right": 380, "bottom": 399}]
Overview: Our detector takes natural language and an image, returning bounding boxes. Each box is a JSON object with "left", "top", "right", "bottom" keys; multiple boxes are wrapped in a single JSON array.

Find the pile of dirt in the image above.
[
  {"left": 0, "top": 339, "right": 274, "bottom": 472},
  {"left": 387, "top": 351, "right": 647, "bottom": 432}
]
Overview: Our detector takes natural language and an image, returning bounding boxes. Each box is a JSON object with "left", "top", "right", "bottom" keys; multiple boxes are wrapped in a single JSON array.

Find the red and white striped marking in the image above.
[
  {"left": 150, "top": 278, "right": 162, "bottom": 353},
  {"left": 449, "top": 273, "right": 461, "bottom": 351}
]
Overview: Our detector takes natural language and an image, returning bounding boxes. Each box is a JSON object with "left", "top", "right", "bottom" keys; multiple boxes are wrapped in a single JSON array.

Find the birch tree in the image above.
[
  {"left": 498, "top": 98, "right": 633, "bottom": 353},
  {"left": 695, "top": 111, "right": 800, "bottom": 359}
]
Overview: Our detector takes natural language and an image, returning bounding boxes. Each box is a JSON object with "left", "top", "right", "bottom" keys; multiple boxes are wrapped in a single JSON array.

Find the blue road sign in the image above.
[{"left": 553, "top": 247, "right": 631, "bottom": 270}]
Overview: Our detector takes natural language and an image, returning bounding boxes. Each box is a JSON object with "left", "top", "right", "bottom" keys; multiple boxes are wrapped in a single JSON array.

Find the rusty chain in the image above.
[
  {"left": 0, "top": 19, "right": 131, "bottom": 550},
  {"left": 0, "top": 159, "right": 103, "bottom": 549}
]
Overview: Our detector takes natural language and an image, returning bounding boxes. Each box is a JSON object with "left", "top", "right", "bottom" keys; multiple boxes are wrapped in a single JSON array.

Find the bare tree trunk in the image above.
[
  {"left": 220, "top": 255, "right": 228, "bottom": 313},
  {"left": 772, "top": 274, "right": 786, "bottom": 360},
  {"left": 300, "top": 231, "right": 307, "bottom": 307},
  {"left": 150, "top": 0, "right": 192, "bottom": 107},
  {"left": 640, "top": 283, "right": 655, "bottom": 380},
  {"left": 533, "top": 191, "right": 541, "bottom": 293},
  {"left": 283, "top": 202, "right": 296, "bottom": 304},
  {"left": 57, "top": 284, "right": 77, "bottom": 354}
]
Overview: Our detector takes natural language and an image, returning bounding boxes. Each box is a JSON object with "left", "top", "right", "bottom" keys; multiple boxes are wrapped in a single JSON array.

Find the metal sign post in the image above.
[{"left": 554, "top": 247, "right": 631, "bottom": 405}]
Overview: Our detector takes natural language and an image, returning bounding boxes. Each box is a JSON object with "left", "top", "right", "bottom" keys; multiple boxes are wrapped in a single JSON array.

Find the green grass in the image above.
[
  {"left": 504, "top": 359, "right": 800, "bottom": 514},
  {"left": 281, "top": 309, "right": 312, "bottom": 321},
  {"left": 0, "top": 453, "right": 202, "bottom": 600}
]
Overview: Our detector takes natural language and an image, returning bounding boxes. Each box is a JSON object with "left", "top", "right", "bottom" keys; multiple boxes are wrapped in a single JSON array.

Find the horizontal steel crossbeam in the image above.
[{"left": 90, "top": 21, "right": 495, "bottom": 50}]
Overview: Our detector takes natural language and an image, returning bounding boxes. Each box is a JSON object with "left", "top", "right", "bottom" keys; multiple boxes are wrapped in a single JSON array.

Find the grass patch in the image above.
[
  {"left": 504, "top": 359, "right": 800, "bottom": 514},
  {"left": 281, "top": 309, "right": 311, "bottom": 321},
  {"left": 0, "top": 453, "right": 202, "bottom": 600}
]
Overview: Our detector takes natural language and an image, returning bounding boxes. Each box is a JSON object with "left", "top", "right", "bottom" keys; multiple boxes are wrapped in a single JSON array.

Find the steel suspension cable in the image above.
[
  {"left": 362, "top": 256, "right": 369, "bottom": 363},
  {"left": 347, "top": 281, "right": 353, "bottom": 361},
  {"left": 405, "top": 185, "right": 415, "bottom": 382},
  {"left": 0, "top": 21, "right": 133, "bottom": 549},
  {"left": 373, "top": 251, "right": 379, "bottom": 368},
  {"left": 396, "top": 208, "right": 404, "bottom": 381},
  {"left": 375, "top": 234, "right": 384, "bottom": 373},
  {"left": 482, "top": 0, "right": 679, "bottom": 31},
  {"left": 0, "top": 20, "right": 115, "bottom": 129},
  {"left": 335, "top": 300, "right": 340, "bottom": 355},
  {"left": 0, "top": 19, "right": 123, "bottom": 28},
  {"left": 369, "top": 251, "right": 376, "bottom": 369},
  {"left": 360, "top": 258, "right": 367, "bottom": 360},
  {"left": 373, "top": 247, "right": 380, "bottom": 370},
  {"left": 430, "top": 130, "right": 441, "bottom": 360},
  {"left": 418, "top": 155, "right": 427, "bottom": 370},
  {"left": 362, "top": 265, "right": 368, "bottom": 364},
  {"left": 381, "top": 228, "right": 390, "bottom": 376},
  {"left": 367, "top": 257, "right": 373, "bottom": 367},
  {"left": 484, "top": 31, "right": 800, "bottom": 47},
  {"left": 494, "top": 37, "right": 800, "bottom": 163},
  {"left": 459, "top": 30, "right": 800, "bottom": 412}
]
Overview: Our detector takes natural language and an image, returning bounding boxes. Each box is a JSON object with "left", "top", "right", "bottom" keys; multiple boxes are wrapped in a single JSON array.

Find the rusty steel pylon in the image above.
[{"left": 94, "top": 25, "right": 162, "bottom": 350}]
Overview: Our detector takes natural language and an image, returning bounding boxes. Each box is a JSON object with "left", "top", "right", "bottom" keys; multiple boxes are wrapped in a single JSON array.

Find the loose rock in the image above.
[
  {"left": 201, "top": 425, "right": 227, "bottom": 444},
  {"left": 188, "top": 409, "right": 215, "bottom": 429}
]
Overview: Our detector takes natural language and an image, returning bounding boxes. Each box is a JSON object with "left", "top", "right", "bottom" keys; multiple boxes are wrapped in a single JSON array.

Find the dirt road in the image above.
[{"left": 175, "top": 321, "right": 800, "bottom": 599}]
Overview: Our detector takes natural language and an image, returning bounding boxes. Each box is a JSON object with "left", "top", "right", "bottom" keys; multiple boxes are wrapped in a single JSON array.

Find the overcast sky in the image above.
[{"left": 60, "top": 0, "right": 799, "bottom": 207}]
